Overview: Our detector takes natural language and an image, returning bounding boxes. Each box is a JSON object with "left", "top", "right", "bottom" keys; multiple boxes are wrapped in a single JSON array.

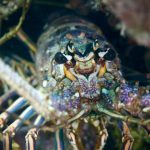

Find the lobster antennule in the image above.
[
  {"left": 5, "top": 97, "right": 27, "bottom": 113},
  {"left": 33, "top": 115, "right": 45, "bottom": 127},
  {"left": 0, "top": 97, "right": 27, "bottom": 128},
  {"left": 3, "top": 106, "right": 36, "bottom": 137}
]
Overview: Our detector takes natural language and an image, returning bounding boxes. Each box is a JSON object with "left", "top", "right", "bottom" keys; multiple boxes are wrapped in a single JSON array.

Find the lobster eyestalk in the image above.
[{"left": 0, "top": 58, "right": 54, "bottom": 121}]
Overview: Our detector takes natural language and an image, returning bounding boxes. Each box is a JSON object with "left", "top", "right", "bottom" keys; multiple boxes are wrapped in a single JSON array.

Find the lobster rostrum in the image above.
[{"left": 0, "top": 14, "right": 150, "bottom": 150}]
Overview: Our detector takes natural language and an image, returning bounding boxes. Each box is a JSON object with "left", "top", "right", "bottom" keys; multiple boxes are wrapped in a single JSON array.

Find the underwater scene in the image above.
[{"left": 0, "top": 0, "right": 150, "bottom": 150}]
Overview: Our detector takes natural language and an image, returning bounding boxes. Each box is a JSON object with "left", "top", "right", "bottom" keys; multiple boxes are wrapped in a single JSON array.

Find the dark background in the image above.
[{"left": 0, "top": 0, "right": 150, "bottom": 149}]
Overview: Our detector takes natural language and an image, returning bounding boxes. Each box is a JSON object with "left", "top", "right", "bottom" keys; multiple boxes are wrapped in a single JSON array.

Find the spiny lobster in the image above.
[{"left": 0, "top": 12, "right": 150, "bottom": 150}]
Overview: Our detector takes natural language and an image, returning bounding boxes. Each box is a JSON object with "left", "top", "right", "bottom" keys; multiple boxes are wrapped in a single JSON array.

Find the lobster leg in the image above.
[
  {"left": 93, "top": 117, "right": 108, "bottom": 150},
  {"left": 3, "top": 132, "right": 12, "bottom": 150},
  {"left": 119, "top": 121, "right": 134, "bottom": 150},
  {"left": 65, "top": 121, "right": 81, "bottom": 150},
  {"left": 0, "top": 97, "right": 27, "bottom": 128},
  {"left": 55, "top": 129, "right": 65, "bottom": 150},
  {"left": 25, "top": 115, "right": 45, "bottom": 150}
]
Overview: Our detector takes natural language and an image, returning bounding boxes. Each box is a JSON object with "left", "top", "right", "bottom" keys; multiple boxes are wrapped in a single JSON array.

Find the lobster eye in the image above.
[
  {"left": 93, "top": 39, "right": 99, "bottom": 51},
  {"left": 67, "top": 41, "right": 75, "bottom": 53},
  {"left": 54, "top": 52, "right": 67, "bottom": 64}
]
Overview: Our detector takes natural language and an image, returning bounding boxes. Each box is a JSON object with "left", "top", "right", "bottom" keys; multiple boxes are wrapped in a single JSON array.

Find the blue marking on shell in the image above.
[
  {"left": 141, "top": 94, "right": 150, "bottom": 107},
  {"left": 119, "top": 83, "right": 138, "bottom": 104}
]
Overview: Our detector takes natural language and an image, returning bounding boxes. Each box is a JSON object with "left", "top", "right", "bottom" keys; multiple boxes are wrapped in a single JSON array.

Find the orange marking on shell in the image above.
[
  {"left": 64, "top": 66, "right": 76, "bottom": 81},
  {"left": 99, "top": 63, "right": 106, "bottom": 77}
]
